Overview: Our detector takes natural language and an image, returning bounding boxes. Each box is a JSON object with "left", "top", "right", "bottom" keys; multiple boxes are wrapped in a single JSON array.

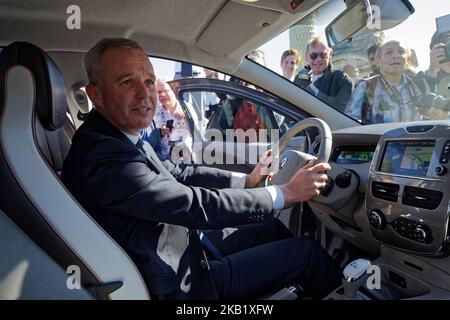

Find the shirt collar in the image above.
[
  {"left": 385, "top": 75, "right": 407, "bottom": 88},
  {"left": 121, "top": 130, "right": 140, "bottom": 145},
  {"left": 311, "top": 73, "right": 324, "bottom": 82},
  {"left": 160, "top": 101, "right": 182, "bottom": 116}
]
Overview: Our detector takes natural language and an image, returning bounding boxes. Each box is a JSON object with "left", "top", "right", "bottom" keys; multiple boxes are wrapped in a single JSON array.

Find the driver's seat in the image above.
[{"left": 0, "top": 41, "right": 149, "bottom": 299}]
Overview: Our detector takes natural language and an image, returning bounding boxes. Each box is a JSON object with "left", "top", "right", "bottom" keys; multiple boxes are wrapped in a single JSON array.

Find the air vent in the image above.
[
  {"left": 405, "top": 125, "right": 434, "bottom": 133},
  {"left": 402, "top": 186, "right": 443, "bottom": 210},
  {"left": 372, "top": 181, "right": 399, "bottom": 202}
]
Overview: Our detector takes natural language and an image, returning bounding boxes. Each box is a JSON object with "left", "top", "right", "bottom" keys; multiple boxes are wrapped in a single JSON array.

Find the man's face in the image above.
[
  {"left": 156, "top": 81, "right": 177, "bottom": 109},
  {"left": 87, "top": 48, "right": 157, "bottom": 135},
  {"left": 377, "top": 41, "right": 407, "bottom": 77},
  {"left": 204, "top": 69, "right": 224, "bottom": 80},
  {"left": 281, "top": 55, "right": 298, "bottom": 78},
  {"left": 306, "top": 43, "right": 331, "bottom": 75}
]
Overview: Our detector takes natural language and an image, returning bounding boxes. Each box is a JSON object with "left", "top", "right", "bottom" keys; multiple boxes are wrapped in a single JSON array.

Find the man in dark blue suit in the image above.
[{"left": 62, "top": 38, "right": 341, "bottom": 299}]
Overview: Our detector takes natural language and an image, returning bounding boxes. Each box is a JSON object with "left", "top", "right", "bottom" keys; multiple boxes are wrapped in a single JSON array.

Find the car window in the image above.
[
  {"left": 254, "top": 0, "right": 450, "bottom": 124},
  {"left": 148, "top": 55, "right": 303, "bottom": 145},
  {"left": 181, "top": 90, "right": 297, "bottom": 144}
]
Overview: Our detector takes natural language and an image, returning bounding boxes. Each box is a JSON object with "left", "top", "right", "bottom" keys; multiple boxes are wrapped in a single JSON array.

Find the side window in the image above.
[{"left": 181, "top": 91, "right": 297, "bottom": 144}]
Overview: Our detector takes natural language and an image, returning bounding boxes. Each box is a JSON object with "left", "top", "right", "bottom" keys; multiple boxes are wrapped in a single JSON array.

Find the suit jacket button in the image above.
[{"left": 200, "top": 259, "right": 208, "bottom": 269}]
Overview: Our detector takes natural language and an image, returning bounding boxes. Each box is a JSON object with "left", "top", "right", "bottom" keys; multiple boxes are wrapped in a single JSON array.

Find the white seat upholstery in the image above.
[{"left": 0, "top": 41, "right": 150, "bottom": 299}]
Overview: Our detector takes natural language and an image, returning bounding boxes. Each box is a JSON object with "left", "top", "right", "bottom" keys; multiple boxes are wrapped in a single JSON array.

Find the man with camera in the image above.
[
  {"left": 423, "top": 30, "right": 450, "bottom": 98},
  {"left": 413, "top": 29, "right": 450, "bottom": 120}
]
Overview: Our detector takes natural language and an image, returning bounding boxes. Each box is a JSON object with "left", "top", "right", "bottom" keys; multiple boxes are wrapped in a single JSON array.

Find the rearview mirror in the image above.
[{"left": 325, "top": 0, "right": 415, "bottom": 47}]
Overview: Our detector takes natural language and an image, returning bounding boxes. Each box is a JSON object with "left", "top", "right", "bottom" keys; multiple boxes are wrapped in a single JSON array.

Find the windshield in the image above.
[{"left": 257, "top": 0, "right": 450, "bottom": 124}]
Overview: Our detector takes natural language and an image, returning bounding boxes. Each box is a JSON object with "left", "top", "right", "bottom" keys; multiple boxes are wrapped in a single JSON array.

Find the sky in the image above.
[
  {"left": 151, "top": 0, "right": 450, "bottom": 78},
  {"left": 383, "top": 0, "right": 450, "bottom": 71},
  {"left": 259, "top": 0, "right": 450, "bottom": 73}
]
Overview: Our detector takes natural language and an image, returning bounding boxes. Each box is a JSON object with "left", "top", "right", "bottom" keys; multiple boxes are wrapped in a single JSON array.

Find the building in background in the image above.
[
  {"left": 331, "top": 32, "right": 385, "bottom": 77},
  {"left": 289, "top": 14, "right": 315, "bottom": 69}
]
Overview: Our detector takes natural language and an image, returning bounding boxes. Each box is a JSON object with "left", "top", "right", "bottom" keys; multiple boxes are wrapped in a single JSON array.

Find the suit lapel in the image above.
[{"left": 86, "top": 109, "right": 168, "bottom": 175}]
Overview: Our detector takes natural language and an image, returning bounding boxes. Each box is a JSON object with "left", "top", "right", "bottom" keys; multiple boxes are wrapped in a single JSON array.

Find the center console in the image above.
[{"left": 366, "top": 123, "right": 450, "bottom": 256}]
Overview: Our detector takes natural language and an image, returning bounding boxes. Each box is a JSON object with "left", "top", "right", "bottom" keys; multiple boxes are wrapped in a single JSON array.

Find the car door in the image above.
[{"left": 168, "top": 77, "right": 313, "bottom": 174}]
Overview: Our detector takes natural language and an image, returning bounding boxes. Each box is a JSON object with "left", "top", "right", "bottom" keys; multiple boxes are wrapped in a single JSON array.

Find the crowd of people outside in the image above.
[
  {"left": 143, "top": 23, "right": 450, "bottom": 161},
  {"left": 345, "top": 32, "right": 450, "bottom": 124}
]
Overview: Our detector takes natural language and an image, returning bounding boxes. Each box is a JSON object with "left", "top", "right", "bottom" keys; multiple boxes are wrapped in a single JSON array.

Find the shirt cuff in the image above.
[
  {"left": 265, "top": 185, "right": 285, "bottom": 211},
  {"left": 230, "top": 172, "right": 247, "bottom": 188}
]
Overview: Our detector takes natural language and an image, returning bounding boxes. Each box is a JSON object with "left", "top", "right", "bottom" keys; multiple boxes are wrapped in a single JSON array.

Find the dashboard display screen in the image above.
[
  {"left": 379, "top": 140, "right": 435, "bottom": 177},
  {"left": 334, "top": 147, "right": 375, "bottom": 164}
]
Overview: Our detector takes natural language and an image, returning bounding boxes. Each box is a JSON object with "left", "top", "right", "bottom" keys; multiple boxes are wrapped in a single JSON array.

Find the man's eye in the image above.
[
  {"left": 145, "top": 79, "right": 155, "bottom": 88},
  {"left": 121, "top": 79, "right": 132, "bottom": 86}
]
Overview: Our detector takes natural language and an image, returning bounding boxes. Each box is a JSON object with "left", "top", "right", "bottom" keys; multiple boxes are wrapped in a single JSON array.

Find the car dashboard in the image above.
[{"left": 309, "top": 120, "right": 450, "bottom": 259}]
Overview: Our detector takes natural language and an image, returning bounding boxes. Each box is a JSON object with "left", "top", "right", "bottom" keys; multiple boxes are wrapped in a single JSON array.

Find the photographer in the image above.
[
  {"left": 420, "top": 30, "right": 450, "bottom": 97},
  {"left": 414, "top": 29, "right": 450, "bottom": 119}
]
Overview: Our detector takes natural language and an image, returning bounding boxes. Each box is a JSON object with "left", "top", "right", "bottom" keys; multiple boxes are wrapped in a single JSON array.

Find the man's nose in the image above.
[
  {"left": 392, "top": 51, "right": 402, "bottom": 59},
  {"left": 136, "top": 81, "right": 151, "bottom": 98}
]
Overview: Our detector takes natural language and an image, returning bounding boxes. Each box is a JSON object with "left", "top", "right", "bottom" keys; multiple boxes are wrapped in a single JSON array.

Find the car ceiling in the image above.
[{"left": 0, "top": 0, "right": 328, "bottom": 73}]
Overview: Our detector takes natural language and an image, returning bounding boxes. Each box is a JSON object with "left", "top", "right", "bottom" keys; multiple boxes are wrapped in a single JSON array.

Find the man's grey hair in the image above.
[
  {"left": 375, "top": 39, "right": 408, "bottom": 61},
  {"left": 84, "top": 38, "right": 146, "bottom": 85},
  {"left": 305, "top": 37, "right": 331, "bottom": 54}
]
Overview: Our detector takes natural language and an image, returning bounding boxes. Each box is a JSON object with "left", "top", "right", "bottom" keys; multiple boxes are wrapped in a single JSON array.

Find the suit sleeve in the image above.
[
  {"left": 81, "top": 138, "right": 274, "bottom": 230},
  {"left": 159, "top": 159, "right": 234, "bottom": 189}
]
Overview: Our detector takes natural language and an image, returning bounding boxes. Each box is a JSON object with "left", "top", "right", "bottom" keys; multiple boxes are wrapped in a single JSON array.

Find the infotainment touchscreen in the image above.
[{"left": 379, "top": 140, "right": 435, "bottom": 177}]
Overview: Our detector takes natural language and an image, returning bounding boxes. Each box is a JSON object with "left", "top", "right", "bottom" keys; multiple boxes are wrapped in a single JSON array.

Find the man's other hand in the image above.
[{"left": 245, "top": 149, "right": 273, "bottom": 188}]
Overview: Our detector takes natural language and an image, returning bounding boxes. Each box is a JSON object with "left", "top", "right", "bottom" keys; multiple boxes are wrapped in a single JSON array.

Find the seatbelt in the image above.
[
  {"left": 137, "top": 138, "right": 223, "bottom": 259},
  {"left": 199, "top": 232, "right": 223, "bottom": 259}
]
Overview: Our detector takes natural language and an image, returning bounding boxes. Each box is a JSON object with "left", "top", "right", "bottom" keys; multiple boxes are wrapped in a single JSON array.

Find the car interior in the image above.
[{"left": 1, "top": 0, "right": 450, "bottom": 300}]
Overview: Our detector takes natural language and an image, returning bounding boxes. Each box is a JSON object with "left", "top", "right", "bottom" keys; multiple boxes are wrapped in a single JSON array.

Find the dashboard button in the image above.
[
  {"left": 413, "top": 226, "right": 427, "bottom": 242},
  {"left": 368, "top": 209, "right": 386, "bottom": 230},
  {"left": 435, "top": 166, "right": 447, "bottom": 176},
  {"left": 335, "top": 170, "right": 352, "bottom": 189}
]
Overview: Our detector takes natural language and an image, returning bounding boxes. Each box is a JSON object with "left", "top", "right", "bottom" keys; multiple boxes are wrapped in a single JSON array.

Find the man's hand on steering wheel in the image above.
[{"left": 279, "top": 160, "right": 331, "bottom": 208}]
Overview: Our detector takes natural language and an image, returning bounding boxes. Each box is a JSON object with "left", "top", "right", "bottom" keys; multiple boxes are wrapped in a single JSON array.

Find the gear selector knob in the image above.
[{"left": 342, "top": 259, "right": 372, "bottom": 299}]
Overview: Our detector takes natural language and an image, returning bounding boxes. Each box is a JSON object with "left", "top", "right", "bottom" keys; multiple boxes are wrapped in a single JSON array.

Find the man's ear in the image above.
[
  {"left": 85, "top": 84, "right": 102, "bottom": 108},
  {"left": 375, "top": 56, "right": 381, "bottom": 68}
]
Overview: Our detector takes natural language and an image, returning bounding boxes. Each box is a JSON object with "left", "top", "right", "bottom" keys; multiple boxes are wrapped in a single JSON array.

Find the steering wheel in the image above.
[{"left": 266, "top": 117, "right": 332, "bottom": 186}]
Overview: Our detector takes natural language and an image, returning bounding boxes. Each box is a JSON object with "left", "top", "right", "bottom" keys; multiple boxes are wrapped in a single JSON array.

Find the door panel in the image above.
[{"left": 169, "top": 78, "right": 311, "bottom": 172}]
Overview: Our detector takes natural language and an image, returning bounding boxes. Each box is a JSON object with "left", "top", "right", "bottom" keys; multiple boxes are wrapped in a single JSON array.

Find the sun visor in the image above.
[{"left": 197, "top": 1, "right": 280, "bottom": 57}]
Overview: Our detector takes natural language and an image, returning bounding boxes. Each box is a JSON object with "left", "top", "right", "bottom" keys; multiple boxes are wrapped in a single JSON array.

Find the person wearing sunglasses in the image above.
[{"left": 294, "top": 37, "right": 353, "bottom": 113}]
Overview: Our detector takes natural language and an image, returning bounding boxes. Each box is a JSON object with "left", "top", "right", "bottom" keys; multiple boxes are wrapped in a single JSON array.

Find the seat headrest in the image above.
[{"left": 0, "top": 41, "right": 68, "bottom": 130}]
